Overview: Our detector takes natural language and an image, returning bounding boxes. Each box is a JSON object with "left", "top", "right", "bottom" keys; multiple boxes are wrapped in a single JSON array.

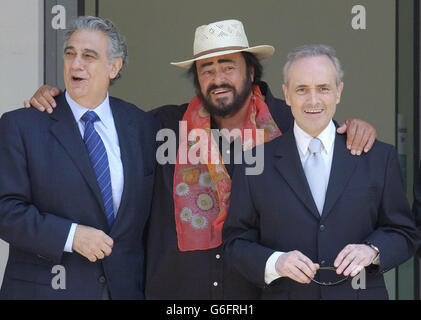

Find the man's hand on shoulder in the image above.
[
  {"left": 337, "top": 118, "right": 376, "bottom": 155},
  {"left": 24, "top": 85, "right": 61, "bottom": 113}
]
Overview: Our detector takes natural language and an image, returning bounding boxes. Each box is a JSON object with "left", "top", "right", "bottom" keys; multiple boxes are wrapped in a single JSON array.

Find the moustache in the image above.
[{"left": 206, "top": 83, "right": 235, "bottom": 96}]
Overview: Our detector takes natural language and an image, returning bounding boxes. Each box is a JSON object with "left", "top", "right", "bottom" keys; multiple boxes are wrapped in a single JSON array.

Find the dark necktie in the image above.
[{"left": 81, "top": 111, "right": 115, "bottom": 228}]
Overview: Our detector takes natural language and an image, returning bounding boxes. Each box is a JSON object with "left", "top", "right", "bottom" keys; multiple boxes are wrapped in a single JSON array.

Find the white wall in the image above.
[
  {"left": 0, "top": 0, "right": 43, "bottom": 115},
  {"left": 0, "top": 0, "right": 44, "bottom": 288}
]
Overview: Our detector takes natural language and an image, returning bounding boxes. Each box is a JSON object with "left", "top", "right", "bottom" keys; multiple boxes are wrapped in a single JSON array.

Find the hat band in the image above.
[{"left": 193, "top": 46, "right": 248, "bottom": 59}]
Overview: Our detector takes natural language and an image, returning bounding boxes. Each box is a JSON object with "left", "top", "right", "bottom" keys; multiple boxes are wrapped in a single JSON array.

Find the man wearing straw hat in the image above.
[{"left": 26, "top": 19, "right": 376, "bottom": 299}]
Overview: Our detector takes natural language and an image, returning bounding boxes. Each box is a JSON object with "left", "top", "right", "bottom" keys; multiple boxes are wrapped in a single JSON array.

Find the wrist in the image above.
[{"left": 363, "top": 242, "right": 380, "bottom": 265}]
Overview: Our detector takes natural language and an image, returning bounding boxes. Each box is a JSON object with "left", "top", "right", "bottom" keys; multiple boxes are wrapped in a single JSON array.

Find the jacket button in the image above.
[
  {"left": 99, "top": 276, "right": 106, "bottom": 284},
  {"left": 319, "top": 224, "right": 325, "bottom": 232},
  {"left": 320, "top": 260, "right": 326, "bottom": 266}
]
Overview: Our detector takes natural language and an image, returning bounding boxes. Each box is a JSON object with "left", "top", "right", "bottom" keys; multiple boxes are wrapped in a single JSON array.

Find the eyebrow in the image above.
[
  {"left": 296, "top": 83, "right": 331, "bottom": 88},
  {"left": 198, "top": 58, "right": 236, "bottom": 69},
  {"left": 64, "top": 46, "right": 74, "bottom": 52},
  {"left": 64, "top": 46, "right": 99, "bottom": 57},
  {"left": 83, "top": 49, "right": 99, "bottom": 57}
]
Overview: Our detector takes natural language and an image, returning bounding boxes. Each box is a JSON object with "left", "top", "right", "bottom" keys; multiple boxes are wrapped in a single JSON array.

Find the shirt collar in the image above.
[
  {"left": 294, "top": 120, "right": 336, "bottom": 157},
  {"left": 65, "top": 91, "right": 112, "bottom": 129}
]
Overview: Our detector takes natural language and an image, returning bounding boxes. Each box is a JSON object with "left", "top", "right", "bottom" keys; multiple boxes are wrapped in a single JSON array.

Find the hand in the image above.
[
  {"left": 336, "top": 119, "right": 376, "bottom": 155},
  {"left": 275, "top": 250, "right": 320, "bottom": 284},
  {"left": 72, "top": 225, "right": 114, "bottom": 262},
  {"left": 334, "top": 244, "right": 378, "bottom": 277},
  {"left": 24, "top": 85, "right": 61, "bottom": 114}
]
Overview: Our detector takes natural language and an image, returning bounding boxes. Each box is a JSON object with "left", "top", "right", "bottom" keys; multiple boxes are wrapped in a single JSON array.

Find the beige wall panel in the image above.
[{"left": 100, "top": 0, "right": 395, "bottom": 144}]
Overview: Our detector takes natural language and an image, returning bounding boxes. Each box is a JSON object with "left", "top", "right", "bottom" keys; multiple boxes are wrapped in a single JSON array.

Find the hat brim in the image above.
[{"left": 170, "top": 45, "right": 275, "bottom": 69}]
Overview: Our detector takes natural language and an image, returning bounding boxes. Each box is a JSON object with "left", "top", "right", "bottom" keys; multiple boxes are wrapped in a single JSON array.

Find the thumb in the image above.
[{"left": 336, "top": 122, "right": 347, "bottom": 134}]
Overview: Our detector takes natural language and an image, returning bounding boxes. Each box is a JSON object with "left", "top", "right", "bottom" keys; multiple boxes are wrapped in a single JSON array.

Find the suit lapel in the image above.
[
  {"left": 109, "top": 98, "right": 142, "bottom": 229},
  {"left": 321, "top": 133, "right": 358, "bottom": 219},
  {"left": 49, "top": 94, "right": 105, "bottom": 213},
  {"left": 273, "top": 129, "right": 321, "bottom": 220}
]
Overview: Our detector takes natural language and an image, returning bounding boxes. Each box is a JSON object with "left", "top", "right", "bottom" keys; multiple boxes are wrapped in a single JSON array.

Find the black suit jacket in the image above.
[
  {"left": 223, "top": 128, "right": 418, "bottom": 299},
  {"left": 0, "top": 93, "right": 160, "bottom": 299}
]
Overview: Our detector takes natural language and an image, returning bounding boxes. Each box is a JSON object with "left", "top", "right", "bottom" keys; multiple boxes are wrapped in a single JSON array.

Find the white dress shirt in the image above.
[
  {"left": 264, "top": 120, "right": 336, "bottom": 284},
  {"left": 63, "top": 92, "right": 124, "bottom": 252}
]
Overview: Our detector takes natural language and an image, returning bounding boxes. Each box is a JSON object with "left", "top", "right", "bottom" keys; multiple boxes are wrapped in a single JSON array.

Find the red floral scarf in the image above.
[{"left": 173, "top": 85, "right": 281, "bottom": 251}]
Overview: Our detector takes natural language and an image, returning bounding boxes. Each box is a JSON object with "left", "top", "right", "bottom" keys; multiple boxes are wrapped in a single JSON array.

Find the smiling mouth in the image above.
[
  {"left": 304, "top": 108, "right": 324, "bottom": 114},
  {"left": 211, "top": 88, "right": 232, "bottom": 95}
]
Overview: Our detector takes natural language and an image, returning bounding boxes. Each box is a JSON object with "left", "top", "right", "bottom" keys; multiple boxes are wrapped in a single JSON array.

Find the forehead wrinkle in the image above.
[{"left": 288, "top": 56, "right": 336, "bottom": 82}]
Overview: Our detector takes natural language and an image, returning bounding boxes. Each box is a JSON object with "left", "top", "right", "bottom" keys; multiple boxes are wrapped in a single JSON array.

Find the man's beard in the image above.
[{"left": 199, "top": 76, "right": 253, "bottom": 118}]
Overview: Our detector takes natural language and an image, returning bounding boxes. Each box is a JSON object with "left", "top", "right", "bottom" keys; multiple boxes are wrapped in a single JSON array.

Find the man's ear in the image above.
[
  {"left": 110, "top": 58, "right": 123, "bottom": 80},
  {"left": 249, "top": 66, "right": 255, "bottom": 83},
  {"left": 336, "top": 82, "right": 344, "bottom": 104},
  {"left": 282, "top": 84, "right": 291, "bottom": 106}
]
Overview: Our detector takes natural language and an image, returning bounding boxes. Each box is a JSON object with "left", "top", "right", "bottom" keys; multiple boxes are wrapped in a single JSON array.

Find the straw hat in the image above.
[{"left": 171, "top": 19, "right": 275, "bottom": 68}]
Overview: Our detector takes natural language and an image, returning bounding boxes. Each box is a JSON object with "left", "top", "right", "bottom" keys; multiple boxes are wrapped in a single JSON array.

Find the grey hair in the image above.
[
  {"left": 283, "top": 44, "right": 344, "bottom": 87},
  {"left": 63, "top": 16, "right": 128, "bottom": 85}
]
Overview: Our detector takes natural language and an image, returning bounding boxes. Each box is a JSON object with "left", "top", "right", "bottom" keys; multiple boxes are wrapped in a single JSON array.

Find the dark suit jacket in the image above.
[
  {"left": 0, "top": 93, "right": 159, "bottom": 299},
  {"left": 223, "top": 128, "right": 418, "bottom": 300}
]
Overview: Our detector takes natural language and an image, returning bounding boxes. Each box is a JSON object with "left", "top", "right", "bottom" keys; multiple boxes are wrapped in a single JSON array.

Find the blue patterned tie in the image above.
[
  {"left": 81, "top": 111, "right": 115, "bottom": 228},
  {"left": 303, "top": 138, "right": 327, "bottom": 215}
]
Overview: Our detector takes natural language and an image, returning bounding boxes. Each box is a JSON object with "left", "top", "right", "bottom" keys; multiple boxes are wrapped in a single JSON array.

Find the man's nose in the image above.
[
  {"left": 71, "top": 55, "right": 84, "bottom": 69},
  {"left": 308, "top": 89, "right": 321, "bottom": 106},
  {"left": 213, "top": 69, "right": 226, "bottom": 84}
]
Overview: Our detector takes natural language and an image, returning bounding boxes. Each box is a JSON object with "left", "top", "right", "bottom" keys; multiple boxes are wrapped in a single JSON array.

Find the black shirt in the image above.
[{"left": 145, "top": 82, "right": 293, "bottom": 299}]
